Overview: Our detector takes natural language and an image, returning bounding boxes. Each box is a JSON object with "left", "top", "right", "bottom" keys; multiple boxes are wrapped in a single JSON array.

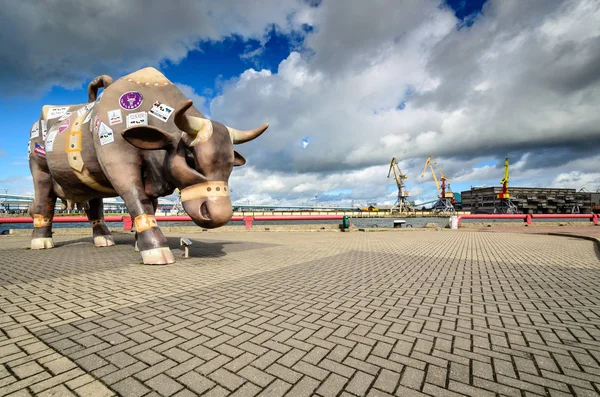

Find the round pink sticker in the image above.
[{"left": 119, "top": 91, "right": 143, "bottom": 110}]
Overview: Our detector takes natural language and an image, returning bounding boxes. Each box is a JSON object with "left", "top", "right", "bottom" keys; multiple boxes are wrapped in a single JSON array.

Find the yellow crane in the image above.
[
  {"left": 421, "top": 156, "right": 454, "bottom": 199},
  {"left": 496, "top": 158, "right": 510, "bottom": 199},
  {"left": 421, "top": 156, "right": 455, "bottom": 213},
  {"left": 387, "top": 157, "right": 412, "bottom": 213},
  {"left": 494, "top": 157, "right": 518, "bottom": 214}
]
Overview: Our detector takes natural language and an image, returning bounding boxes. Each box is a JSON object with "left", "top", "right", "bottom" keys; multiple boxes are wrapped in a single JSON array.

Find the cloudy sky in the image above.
[{"left": 1, "top": 0, "right": 599, "bottom": 207}]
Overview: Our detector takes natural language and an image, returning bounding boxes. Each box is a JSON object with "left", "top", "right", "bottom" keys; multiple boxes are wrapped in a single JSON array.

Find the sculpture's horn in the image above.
[
  {"left": 228, "top": 123, "right": 269, "bottom": 144},
  {"left": 175, "top": 99, "right": 269, "bottom": 144},
  {"left": 174, "top": 100, "right": 199, "bottom": 137}
]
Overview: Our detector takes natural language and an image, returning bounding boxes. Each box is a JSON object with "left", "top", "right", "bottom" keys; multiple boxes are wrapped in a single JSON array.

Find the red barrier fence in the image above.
[
  {"left": 0, "top": 215, "right": 347, "bottom": 230},
  {"left": 0, "top": 216, "right": 126, "bottom": 224},
  {"left": 456, "top": 213, "right": 598, "bottom": 227}
]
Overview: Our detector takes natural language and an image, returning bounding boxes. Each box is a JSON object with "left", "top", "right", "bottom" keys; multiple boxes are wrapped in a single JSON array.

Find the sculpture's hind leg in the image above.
[
  {"left": 30, "top": 161, "right": 57, "bottom": 249},
  {"left": 86, "top": 198, "right": 114, "bottom": 247}
]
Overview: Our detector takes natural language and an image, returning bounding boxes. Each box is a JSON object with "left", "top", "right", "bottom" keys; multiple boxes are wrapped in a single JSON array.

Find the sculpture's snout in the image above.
[{"left": 180, "top": 182, "right": 233, "bottom": 228}]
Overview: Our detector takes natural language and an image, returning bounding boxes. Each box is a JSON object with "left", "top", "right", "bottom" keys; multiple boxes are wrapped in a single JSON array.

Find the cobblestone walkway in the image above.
[{"left": 1, "top": 230, "right": 600, "bottom": 396}]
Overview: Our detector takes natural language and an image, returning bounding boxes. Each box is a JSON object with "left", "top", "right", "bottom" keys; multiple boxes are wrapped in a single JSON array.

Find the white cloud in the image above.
[
  {"left": 4, "top": 0, "right": 600, "bottom": 207},
  {"left": 0, "top": 0, "right": 310, "bottom": 96},
  {"left": 213, "top": 0, "right": 600, "bottom": 205},
  {"left": 174, "top": 83, "right": 209, "bottom": 116}
]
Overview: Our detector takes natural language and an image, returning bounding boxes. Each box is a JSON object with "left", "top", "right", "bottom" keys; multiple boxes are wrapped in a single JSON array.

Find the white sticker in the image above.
[
  {"left": 45, "top": 126, "right": 58, "bottom": 152},
  {"left": 47, "top": 106, "right": 69, "bottom": 119},
  {"left": 77, "top": 101, "right": 96, "bottom": 117},
  {"left": 58, "top": 111, "right": 72, "bottom": 121},
  {"left": 96, "top": 91, "right": 103, "bottom": 103},
  {"left": 98, "top": 122, "right": 115, "bottom": 146},
  {"left": 149, "top": 101, "right": 174, "bottom": 122},
  {"left": 83, "top": 112, "right": 92, "bottom": 124},
  {"left": 45, "top": 124, "right": 58, "bottom": 143},
  {"left": 126, "top": 111, "right": 148, "bottom": 128},
  {"left": 108, "top": 109, "right": 123, "bottom": 125},
  {"left": 41, "top": 119, "right": 47, "bottom": 139},
  {"left": 30, "top": 121, "right": 39, "bottom": 139}
]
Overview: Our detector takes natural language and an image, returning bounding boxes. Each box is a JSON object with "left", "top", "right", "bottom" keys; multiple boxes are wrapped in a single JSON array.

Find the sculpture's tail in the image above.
[{"left": 87, "top": 75, "right": 113, "bottom": 102}]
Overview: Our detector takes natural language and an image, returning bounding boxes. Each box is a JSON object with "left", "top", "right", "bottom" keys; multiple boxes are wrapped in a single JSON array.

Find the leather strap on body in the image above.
[
  {"left": 33, "top": 214, "right": 52, "bottom": 228},
  {"left": 135, "top": 214, "right": 158, "bottom": 233},
  {"left": 180, "top": 181, "right": 229, "bottom": 201},
  {"left": 66, "top": 109, "right": 116, "bottom": 194}
]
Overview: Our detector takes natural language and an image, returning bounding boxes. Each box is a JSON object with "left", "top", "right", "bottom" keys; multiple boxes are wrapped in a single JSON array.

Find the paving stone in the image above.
[
  {"left": 74, "top": 380, "right": 115, "bottom": 397},
  {"left": 177, "top": 371, "right": 215, "bottom": 394},
  {"left": 238, "top": 365, "right": 275, "bottom": 387},
  {"left": 163, "top": 347, "right": 193, "bottom": 363},
  {"left": 1, "top": 231, "right": 599, "bottom": 396},
  {"left": 42, "top": 357, "right": 78, "bottom": 375},
  {"left": 208, "top": 368, "right": 245, "bottom": 391},
  {"left": 166, "top": 357, "right": 205, "bottom": 378},
  {"left": 256, "top": 379, "right": 291, "bottom": 396},
  {"left": 4, "top": 389, "right": 33, "bottom": 397},
  {"left": 10, "top": 361, "right": 45, "bottom": 379},
  {"left": 111, "top": 377, "right": 150, "bottom": 397},
  {"left": 144, "top": 373, "right": 184, "bottom": 396},
  {"left": 373, "top": 368, "right": 400, "bottom": 393},
  {"left": 35, "top": 384, "right": 76, "bottom": 397},
  {"left": 316, "top": 373, "right": 349, "bottom": 396},
  {"left": 285, "top": 375, "right": 321, "bottom": 397},
  {"left": 105, "top": 351, "right": 137, "bottom": 369},
  {"left": 135, "top": 349, "right": 166, "bottom": 365},
  {"left": 345, "top": 371, "right": 375, "bottom": 395}
]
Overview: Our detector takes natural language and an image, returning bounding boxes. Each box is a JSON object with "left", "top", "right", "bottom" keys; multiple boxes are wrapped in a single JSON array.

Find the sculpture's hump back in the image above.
[{"left": 120, "top": 67, "right": 172, "bottom": 86}]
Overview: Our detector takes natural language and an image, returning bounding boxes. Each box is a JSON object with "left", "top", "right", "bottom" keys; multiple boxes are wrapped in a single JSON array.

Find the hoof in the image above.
[
  {"left": 94, "top": 235, "right": 115, "bottom": 247},
  {"left": 31, "top": 238, "right": 54, "bottom": 250},
  {"left": 140, "top": 247, "right": 175, "bottom": 265}
]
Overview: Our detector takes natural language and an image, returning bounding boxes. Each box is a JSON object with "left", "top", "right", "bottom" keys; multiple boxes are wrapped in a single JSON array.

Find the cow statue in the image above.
[{"left": 27, "top": 67, "right": 268, "bottom": 264}]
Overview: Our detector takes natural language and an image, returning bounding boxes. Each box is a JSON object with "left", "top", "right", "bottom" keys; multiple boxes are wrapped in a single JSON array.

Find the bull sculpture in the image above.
[{"left": 27, "top": 67, "right": 268, "bottom": 264}]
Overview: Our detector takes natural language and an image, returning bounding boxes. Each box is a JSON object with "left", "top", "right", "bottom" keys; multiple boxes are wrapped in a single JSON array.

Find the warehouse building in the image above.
[{"left": 461, "top": 187, "right": 600, "bottom": 214}]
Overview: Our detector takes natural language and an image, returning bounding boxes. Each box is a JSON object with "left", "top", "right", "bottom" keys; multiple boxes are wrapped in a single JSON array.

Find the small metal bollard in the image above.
[
  {"left": 180, "top": 237, "right": 192, "bottom": 258},
  {"left": 393, "top": 220, "right": 406, "bottom": 228}
]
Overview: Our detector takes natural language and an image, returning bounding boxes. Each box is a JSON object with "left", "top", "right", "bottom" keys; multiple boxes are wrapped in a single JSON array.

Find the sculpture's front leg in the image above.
[{"left": 120, "top": 187, "right": 174, "bottom": 265}]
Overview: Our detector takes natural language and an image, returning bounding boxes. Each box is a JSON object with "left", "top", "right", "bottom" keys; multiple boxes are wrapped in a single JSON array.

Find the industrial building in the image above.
[
  {"left": 0, "top": 193, "right": 176, "bottom": 214},
  {"left": 461, "top": 187, "right": 600, "bottom": 214}
]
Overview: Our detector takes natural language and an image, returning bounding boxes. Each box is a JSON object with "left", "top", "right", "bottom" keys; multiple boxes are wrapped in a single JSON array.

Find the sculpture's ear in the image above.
[
  {"left": 122, "top": 126, "right": 175, "bottom": 150},
  {"left": 234, "top": 150, "right": 246, "bottom": 166}
]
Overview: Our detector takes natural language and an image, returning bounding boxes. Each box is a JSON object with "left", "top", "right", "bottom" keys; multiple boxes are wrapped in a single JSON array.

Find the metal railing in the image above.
[
  {"left": 456, "top": 213, "right": 599, "bottom": 227},
  {"left": 0, "top": 215, "right": 348, "bottom": 230}
]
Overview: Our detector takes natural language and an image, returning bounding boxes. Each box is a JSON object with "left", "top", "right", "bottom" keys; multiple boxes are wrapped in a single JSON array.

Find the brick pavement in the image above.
[{"left": 1, "top": 230, "right": 600, "bottom": 396}]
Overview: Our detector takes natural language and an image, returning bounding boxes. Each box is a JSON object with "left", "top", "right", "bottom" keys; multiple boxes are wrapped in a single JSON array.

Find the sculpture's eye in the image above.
[{"left": 185, "top": 150, "right": 195, "bottom": 169}]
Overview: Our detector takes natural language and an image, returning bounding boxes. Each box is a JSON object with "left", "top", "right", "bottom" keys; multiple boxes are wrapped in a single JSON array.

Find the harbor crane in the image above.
[
  {"left": 494, "top": 158, "right": 518, "bottom": 214},
  {"left": 387, "top": 157, "right": 413, "bottom": 213},
  {"left": 421, "top": 156, "right": 455, "bottom": 214}
]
